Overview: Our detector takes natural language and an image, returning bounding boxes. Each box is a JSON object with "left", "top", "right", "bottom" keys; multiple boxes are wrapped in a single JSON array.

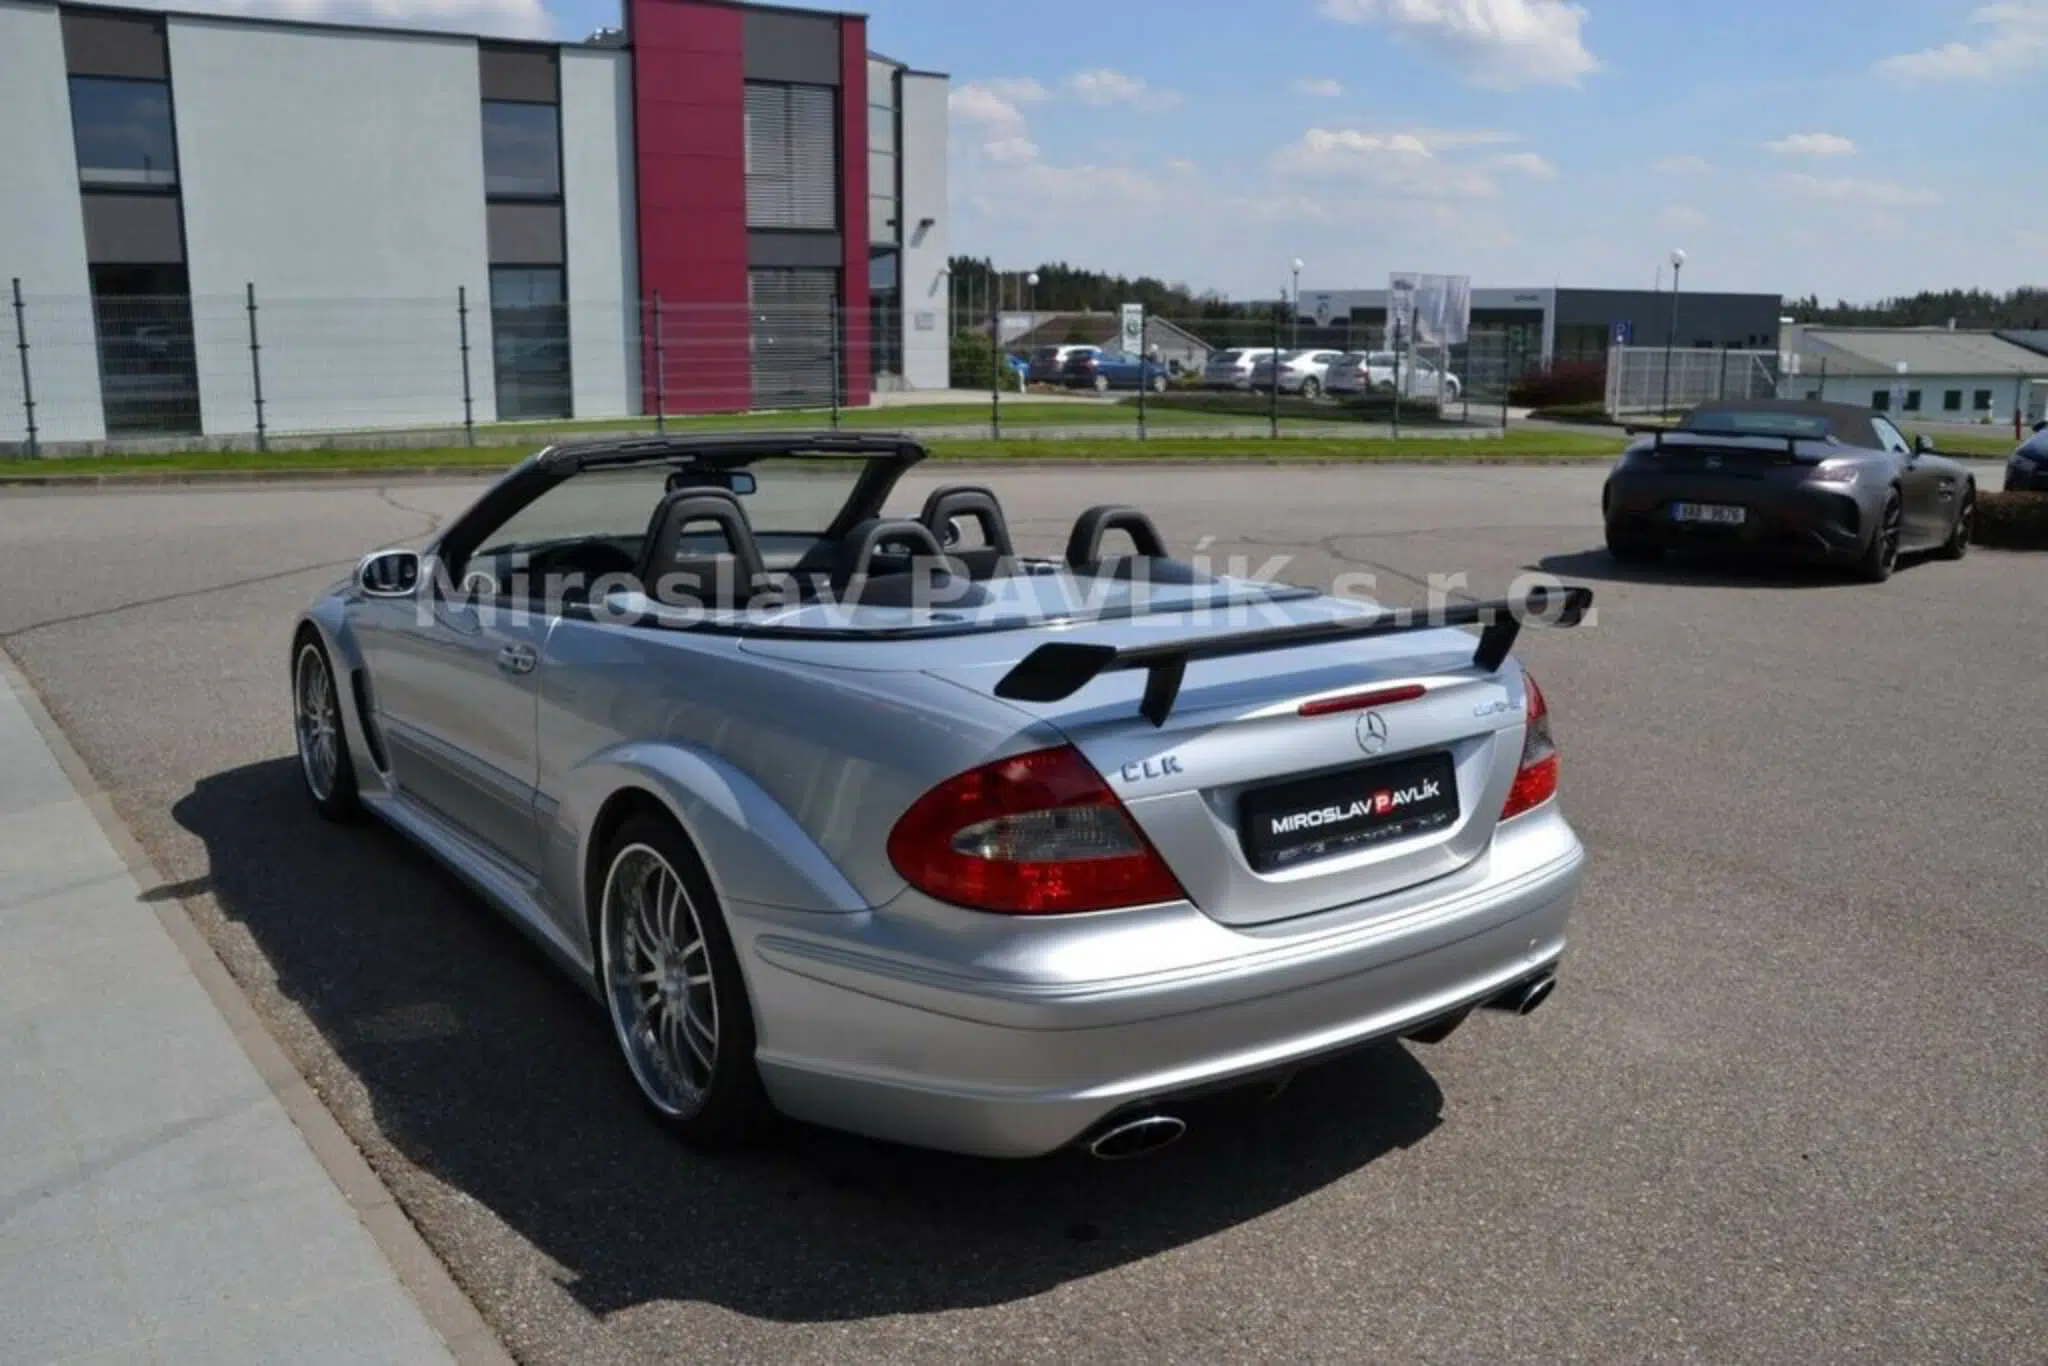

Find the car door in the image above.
[
  {"left": 354, "top": 566, "right": 552, "bottom": 869},
  {"left": 1871, "top": 416, "right": 1943, "bottom": 548}
]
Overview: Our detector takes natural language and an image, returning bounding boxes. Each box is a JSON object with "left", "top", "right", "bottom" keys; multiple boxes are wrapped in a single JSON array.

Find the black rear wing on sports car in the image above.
[{"left": 994, "top": 584, "right": 1595, "bottom": 727}]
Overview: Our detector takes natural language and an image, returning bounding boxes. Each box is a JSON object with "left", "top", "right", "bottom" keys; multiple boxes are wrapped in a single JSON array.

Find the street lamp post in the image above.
[
  {"left": 1026, "top": 271, "right": 1039, "bottom": 339},
  {"left": 1290, "top": 257, "right": 1304, "bottom": 348},
  {"left": 1661, "top": 248, "right": 1686, "bottom": 416}
]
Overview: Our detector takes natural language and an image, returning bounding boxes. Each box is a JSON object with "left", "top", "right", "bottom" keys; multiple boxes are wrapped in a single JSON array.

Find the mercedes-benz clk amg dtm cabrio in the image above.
[
  {"left": 1602, "top": 398, "right": 1976, "bottom": 581},
  {"left": 290, "top": 433, "right": 1593, "bottom": 1161}
]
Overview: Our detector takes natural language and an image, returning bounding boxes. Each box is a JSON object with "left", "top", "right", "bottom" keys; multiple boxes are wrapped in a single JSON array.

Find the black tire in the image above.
[
  {"left": 1300, "top": 377, "right": 1322, "bottom": 400},
  {"left": 1855, "top": 488, "right": 1903, "bottom": 582},
  {"left": 1936, "top": 484, "right": 1974, "bottom": 561},
  {"left": 1604, "top": 520, "right": 1662, "bottom": 564},
  {"left": 593, "top": 812, "right": 773, "bottom": 1150},
  {"left": 291, "top": 631, "right": 363, "bottom": 822}
]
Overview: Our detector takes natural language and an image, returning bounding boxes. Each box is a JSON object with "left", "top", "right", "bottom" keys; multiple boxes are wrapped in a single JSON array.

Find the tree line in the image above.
[{"left": 1783, "top": 288, "right": 2046, "bottom": 330}]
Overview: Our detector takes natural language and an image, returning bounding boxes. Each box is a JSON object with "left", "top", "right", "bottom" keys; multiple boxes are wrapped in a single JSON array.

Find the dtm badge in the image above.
[
  {"left": 1120, "top": 754, "right": 1184, "bottom": 784},
  {"left": 1355, "top": 711, "right": 1390, "bottom": 755}
]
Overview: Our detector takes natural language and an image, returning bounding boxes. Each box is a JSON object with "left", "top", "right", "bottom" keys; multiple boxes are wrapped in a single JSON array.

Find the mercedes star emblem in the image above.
[{"left": 1356, "top": 711, "right": 1390, "bottom": 755}]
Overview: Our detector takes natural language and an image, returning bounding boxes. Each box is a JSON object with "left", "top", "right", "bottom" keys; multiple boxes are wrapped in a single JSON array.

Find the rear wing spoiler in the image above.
[
  {"left": 1623, "top": 426, "right": 1837, "bottom": 456},
  {"left": 994, "top": 584, "right": 1594, "bottom": 727}
]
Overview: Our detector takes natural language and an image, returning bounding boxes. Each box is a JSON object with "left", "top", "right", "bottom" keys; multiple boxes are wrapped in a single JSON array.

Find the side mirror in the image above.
[
  {"left": 1913, "top": 434, "right": 1934, "bottom": 456},
  {"left": 355, "top": 548, "right": 421, "bottom": 598}
]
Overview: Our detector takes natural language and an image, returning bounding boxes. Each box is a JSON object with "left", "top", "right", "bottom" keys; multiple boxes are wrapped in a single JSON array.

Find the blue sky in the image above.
[{"left": 148, "top": 0, "right": 2034, "bottom": 303}]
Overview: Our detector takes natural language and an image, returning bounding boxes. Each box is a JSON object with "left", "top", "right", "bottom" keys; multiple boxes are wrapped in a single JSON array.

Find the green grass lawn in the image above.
[{"left": 0, "top": 429, "right": 1631, "bottom": 481}]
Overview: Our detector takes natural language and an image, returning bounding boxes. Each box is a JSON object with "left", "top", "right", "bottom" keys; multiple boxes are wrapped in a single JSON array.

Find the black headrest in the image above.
[
  {"left": 1065, "top": 504, "right": 1169, "bottom": 569},
  {"left": 832, "top": 517, "right": 984, "bottom": 609},
  {"left": 637, "top": 488, "right": 767, "bottom": 611},
  {"left": 920, "top": 484, "right": 1016, "bottom": 558}
]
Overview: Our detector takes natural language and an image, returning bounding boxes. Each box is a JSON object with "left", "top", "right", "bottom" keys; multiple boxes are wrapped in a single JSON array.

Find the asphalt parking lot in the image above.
[{"left": 1, "top": 460, "right": 2042, "bottom": 1364}]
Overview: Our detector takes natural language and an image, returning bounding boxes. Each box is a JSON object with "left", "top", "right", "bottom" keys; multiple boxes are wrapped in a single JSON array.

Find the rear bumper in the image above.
[
  {"left": 1606, "top": 472, "right": 1871, "bottom": 558},
  {"left": 734, "top": 810, "right": 1584, "bottom": 1159}
]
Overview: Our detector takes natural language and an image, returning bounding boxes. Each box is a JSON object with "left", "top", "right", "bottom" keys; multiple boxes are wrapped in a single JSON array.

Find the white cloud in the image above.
[
  {"left": 1766, "top": 132, "right": 1857, "bottom": 157},
  {"left": 1776, "top": 172, "right": 1940, "bottom": 207},
  {"left": 1316, "top": 0, "right": 1599, "bottom": 90},
  {"left": 982, "top": 136, "right": 1041, "bottom": 164},
  {"left": 1272, "top": 127, "right": 1516, "bottom": 198},
  {"left": 950, "top": 84, "right": 1032, "bottom": 128},
  {"left": 1876, "top": 2, "right": 2048, "bottom": 84},
  {"left": 1653, "top": 154, "right": 1713, "bottom": 175},
  {"left": 1065, "top": 68, "right": 1181, "bottom": 111},
  {"left": 1294, "top": 77, "right": 1346, "bottom": 97},
  {"left": 1496, "top": 151, "right": 1557, "bottom": 179},
  {"left": 126, "top": 0, "right": 554, "bottom": 37}
]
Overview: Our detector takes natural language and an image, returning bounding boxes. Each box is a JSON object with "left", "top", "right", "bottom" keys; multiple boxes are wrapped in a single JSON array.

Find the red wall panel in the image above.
[
  {"left": 837, "top": 15, "right": 870, "bottom": 406},
  {"left": 629, "top": 0, "right": 748, "bottom": 414}
]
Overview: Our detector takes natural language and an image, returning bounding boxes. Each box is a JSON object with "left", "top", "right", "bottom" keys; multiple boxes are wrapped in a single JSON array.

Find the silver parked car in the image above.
[
  {"left": 1200, "top": 347, "right": 1276, "bottom": 390},
  {"left": 290, "top": 433, "right": 1593, "bottom": 1160}
]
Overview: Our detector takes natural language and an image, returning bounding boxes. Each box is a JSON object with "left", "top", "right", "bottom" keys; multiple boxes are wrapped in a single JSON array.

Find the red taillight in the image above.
[
  {"left": 886, "top": 745, "right": 1188, "bottom": 915},
  {"left": 1499, "top": 672, "right": 1559, "bottom": 821}
]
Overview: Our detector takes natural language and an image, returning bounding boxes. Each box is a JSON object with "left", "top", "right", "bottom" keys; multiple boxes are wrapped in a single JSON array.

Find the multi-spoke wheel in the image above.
[
  {"left": 1856, "top": 489, "right": 1903, "bottom": 583},
  {"left": 292, "top": 633, "right": 360, "bottom": 821},
  {"left": 595, "top": 814, "right": 769, "bottom": 1146},
  {"left": 1937, "top": 485, "right": 1974, "bottom": 561}
]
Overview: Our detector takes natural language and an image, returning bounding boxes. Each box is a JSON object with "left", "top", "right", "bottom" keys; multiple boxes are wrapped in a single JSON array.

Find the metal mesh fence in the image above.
[
  {"left": 3, "top": 283, "right": 1567, "bottom": 454},
  {"left": 1604, "top": 345, "right": 1780, "bottom": 418}
]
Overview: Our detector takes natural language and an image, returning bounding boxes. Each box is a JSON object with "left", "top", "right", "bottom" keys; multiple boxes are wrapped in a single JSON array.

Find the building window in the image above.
[
  {"left": 869, "top": 249, "right": 901, "bottom": 385},
  {"left": 69, "top": 76, "right": 179, "bottom": 188},
  {"left": 1903, "top": 389, "right": 1921, "bottom": 412},
  {"left": 1974, "top": 389, "right": 1993, "bottom": 411},
  {"left": 490, "top": 267, "right": 570, "bottom": 422},
  {"left": 745, "top": 83, "right": 838, "bottom": 231},
  {"left": 1871, "top": 389, "right": 1890, "bottom": 411},
  {"left": 482, "top": 101, "right": 561, "bottom": 199},
  {"left": 1941, "top": 389, "right": 1961, "bottom": 411}
]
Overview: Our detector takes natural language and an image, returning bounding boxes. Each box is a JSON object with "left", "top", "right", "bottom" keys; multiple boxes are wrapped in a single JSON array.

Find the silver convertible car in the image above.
[{"left": 290, "top": 433, "right": 1593, "bottom": 1160}]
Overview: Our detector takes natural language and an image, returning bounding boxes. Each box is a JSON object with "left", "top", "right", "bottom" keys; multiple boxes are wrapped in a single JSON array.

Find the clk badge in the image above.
[{"left": 1356, "top": 711, "right": 1390, "bottom": 755}]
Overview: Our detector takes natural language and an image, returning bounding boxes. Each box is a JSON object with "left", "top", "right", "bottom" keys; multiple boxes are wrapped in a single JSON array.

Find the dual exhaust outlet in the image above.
[{"left": 1074, "top": 968, "right": 1558, "bottom": 1161}]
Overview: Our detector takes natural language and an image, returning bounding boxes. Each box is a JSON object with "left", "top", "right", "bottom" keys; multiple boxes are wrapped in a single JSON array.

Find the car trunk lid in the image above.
[{"left": 919, "top": 607, "right": 1541, "bottom": 928}]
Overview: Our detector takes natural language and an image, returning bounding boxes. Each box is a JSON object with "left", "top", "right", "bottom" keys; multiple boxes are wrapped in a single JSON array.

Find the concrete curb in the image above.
[{"left": 0, "top": 645, "right": 517, "bottom": 1366}]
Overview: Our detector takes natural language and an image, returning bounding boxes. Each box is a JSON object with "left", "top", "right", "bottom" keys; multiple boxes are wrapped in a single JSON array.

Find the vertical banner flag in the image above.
[
  {"left": 1120, "top": 302, "right": 1145, "bottom": 355},
  {"left": 1388, "top": 273, "right": 1472, "bottom": 346}
]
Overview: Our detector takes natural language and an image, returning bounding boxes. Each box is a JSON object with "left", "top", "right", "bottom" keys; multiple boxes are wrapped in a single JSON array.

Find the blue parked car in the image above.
[{"left": 1063, "top": 348, "right": 1170, "bottom": 393}]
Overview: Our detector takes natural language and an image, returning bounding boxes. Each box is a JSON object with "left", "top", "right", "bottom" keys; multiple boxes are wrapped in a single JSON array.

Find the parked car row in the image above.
[
  {"left": 1023, "top": 344, "right": 1170, "bottom": 393},
  {"left": 1203, "top": 346, "right": 1463, "bottom": 403}
]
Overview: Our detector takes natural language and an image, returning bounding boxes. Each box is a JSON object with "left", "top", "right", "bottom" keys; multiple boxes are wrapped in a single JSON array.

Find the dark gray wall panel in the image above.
[
  {"left": 479, "top": 42, "right": 559, "bottom": 103},
  {"left": 488, "top": 201, "right": 564, "bottom": 264},
  {"left": 61, "top": 10, "right": 168, "bottom": 79},
  {"left": 743, "top": 8, "right": 841, "bottom": 86},
  {"left": 81, "top": 192, "right": 184, "bottom": 264},
  {"left": 749, "top": 230, "right": 843, "bottom": 269}
]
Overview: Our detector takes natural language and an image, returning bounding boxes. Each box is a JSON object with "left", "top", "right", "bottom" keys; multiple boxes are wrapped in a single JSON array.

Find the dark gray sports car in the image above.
[{"left": 1601, "top": 398, "right": 1976, "bottom": 581}]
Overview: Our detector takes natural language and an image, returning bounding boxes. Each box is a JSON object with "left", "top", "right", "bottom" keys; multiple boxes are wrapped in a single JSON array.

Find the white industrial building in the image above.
[{"left": 1780, "top": 325, "right": 2048, "bottom": 429}]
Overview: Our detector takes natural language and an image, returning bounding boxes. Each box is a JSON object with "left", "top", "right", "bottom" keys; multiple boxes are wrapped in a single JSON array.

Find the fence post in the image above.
[
  {"left": 652, "top": 292, "right": 667, "bottom": 434},
  {"left": 457, "top": 286, "right": 475, "bottom": 447},
  {"left": 1502, "top": 334, "right": 1514, "bottom": 432},
  {"left": 989, "top": 312, "right": 1001, "bottom": 440},
  {"left": 245, "top": 282, "right": 267, "bottom": 452},
  {"left": 829, "top": 300, "right": 842, "bottom": 431},
  {"left": 10, "top": 279, "right": 36, "bottom": 457},
  {"left": 1268, "top": 300, "right": 1280, "bottom": 440}
]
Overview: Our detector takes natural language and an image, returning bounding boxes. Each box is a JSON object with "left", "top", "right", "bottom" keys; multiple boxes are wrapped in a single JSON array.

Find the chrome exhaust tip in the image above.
[
  {"left": 1485, "top": 971, "right": 1557, "bottom": 1017},
  {"left": 1084, "top": 1114, "right": 1187, "bottom": 1160}
]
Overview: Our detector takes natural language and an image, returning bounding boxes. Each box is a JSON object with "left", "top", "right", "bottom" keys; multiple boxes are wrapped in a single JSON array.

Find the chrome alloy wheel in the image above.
[
  {"left": 599, "top": 843, "right": 720, "bottom": 1116},
  {"left": 294, "top": 643, "right": 341, "bottom": 802},
  {"left": 1876, "top": 494, "right": 1902, "bottom": 575}
]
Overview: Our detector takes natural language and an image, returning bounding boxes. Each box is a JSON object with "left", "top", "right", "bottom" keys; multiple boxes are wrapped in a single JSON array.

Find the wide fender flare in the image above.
[
  {"left": 293, "top": 601, "right": 382, "bottom": 779},
  {"left": 557, "top": 741, "right": 874, "bottom": 943}
]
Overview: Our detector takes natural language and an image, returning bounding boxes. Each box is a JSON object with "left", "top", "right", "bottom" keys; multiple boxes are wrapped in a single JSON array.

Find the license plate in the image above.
[
  {"left": 1238, "top": 752, "right": 1459, "bottom": 873},
  {"left": 1671, "top": 502, "right": 1746, "bottom": 525}
]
